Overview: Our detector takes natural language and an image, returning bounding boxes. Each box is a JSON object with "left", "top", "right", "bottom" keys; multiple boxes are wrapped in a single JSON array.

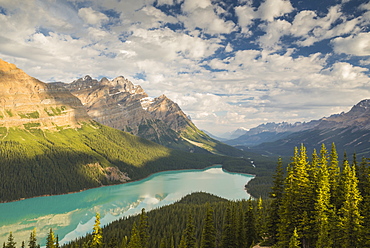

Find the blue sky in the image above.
[{"left": 0, "top": 0, "right": 369, "bottom": 136}]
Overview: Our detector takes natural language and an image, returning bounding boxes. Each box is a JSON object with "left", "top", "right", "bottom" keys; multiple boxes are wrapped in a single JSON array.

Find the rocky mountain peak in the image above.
[{"left": 0, "top": 59, "right": 90, "bottom": 129}]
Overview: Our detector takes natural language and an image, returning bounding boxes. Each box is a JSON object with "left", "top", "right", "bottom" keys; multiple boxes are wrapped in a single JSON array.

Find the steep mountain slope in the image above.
[
  {"left": 53, "top": 76, "right": 243, "bottom": 156},
  {"left": 247, "top": 99, "right": 370, "bottom": 157},
  {"left": 0, "top": 59, "right": 253, "bottom": 202},
  {"left": 225, "top": 121, "right": 320, "bottom": 147},
  {"left": 0, "top": 59, "right": 90, "bottom": 129}
]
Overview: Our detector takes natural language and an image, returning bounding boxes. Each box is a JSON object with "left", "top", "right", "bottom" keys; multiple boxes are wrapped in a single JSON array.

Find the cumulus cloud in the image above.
[
  {"left": 257, "top": 0, "right": 294, "bottom": 22},
  {"left": 234, "top": 4, "right": 256, "bottom": 34},
  {"left": 78, "top": 7, "right": 109, "bottom": 26},
  {"left": 331, "top": 32, "right": 370, "bottom": 56}
]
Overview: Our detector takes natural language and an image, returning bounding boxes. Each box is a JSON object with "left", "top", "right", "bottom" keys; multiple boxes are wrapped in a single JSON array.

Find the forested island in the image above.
[{"left": 3, "top": 143, "right": 369, "bottom": 248}]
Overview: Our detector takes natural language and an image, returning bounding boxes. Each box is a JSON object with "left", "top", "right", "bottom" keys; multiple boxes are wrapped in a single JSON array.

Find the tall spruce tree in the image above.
[
  {"left": 359, "top": 157, "right": 370, "bottom": 246},
  {"left": 278, "top": 145, "right": 310, "bottom": 247},
  {"left": 268, "top": 157, "right": 284, "bottom": 244},
  {"left": 221, "top": 207, "right": 236, "bottom": 248},
  {"left": 128, "top": 222, "right": 142, "bottom": 248},
  {"left": 91, "top": 213, "right": 103, "bottom": 248},
  {"left": 314, "top": 144, "right": 333, "bottom": 248},
  {"left": 28, "top": 228, "right": 37, "bottom": 248},
  {"left": 5, "top": 232, "right": 16, "bottom": 248},
  {"left": 288, "top": 228, "right": 301, "bottom": 248},
  {"left": 200, "top": 205, "right": 216, "bottom": 248},
  {"left": 245, "top": 199, "right": 258, "bottom": 247},
  {"left": 335, "top": 160, "right": 363, "bottom": 248},
  {"left": 138, "top": 209, "right": 149, "bottom": 248},
  {"left": 183, "top": 213, "right": 196, "bottom": 248},
  {"left": 46, "top": 229, "right": 56, "bottom": 248}
]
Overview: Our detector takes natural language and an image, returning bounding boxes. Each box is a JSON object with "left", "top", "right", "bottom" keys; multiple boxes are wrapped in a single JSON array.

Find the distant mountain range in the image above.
[
  {"left": 227, "top": 99, "right": 370, "bottom": 157},
  {"left": 52, "top": 76, "right": 243, "bottom": 156}
]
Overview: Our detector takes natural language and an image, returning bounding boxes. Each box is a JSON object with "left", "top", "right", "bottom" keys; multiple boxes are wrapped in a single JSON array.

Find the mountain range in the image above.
[
  {"left": 52, "top": 75, "right": 243, "bottom": 156},
  {"left": 228, "top": 100, "right": 370, "bottom": 157}
]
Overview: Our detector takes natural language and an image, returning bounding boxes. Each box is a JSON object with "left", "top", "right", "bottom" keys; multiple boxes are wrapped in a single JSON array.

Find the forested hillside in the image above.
[{"left": 0, "top": 122, "right": 254, "bottom": 202}]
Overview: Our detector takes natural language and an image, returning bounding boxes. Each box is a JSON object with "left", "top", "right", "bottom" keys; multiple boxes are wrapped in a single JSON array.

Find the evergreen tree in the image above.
[
  {"left": 314, "top": 144, "right": 333, "bottom": 248},
  {"left": 46, "top": 229, "right": 56, "bottom": 248},
  {"left": 200, "top": 205, "right": 216, "bottom": 248},
  {"left": 183, "top": 213, "right": 196, "bottom": 248},
  {"left": 21, "top": 241, "right": 25, "bottom": 248},
  {"left": 278, "top": 145, "right": 310, "bottom": 247},
  {"left": 359, "top": 157, "right": 370, "bottom": 246},
  {"left": 128, "top": 223, "right": 142, "bottom": 248},
  {"left": 221, "top": 206, "right": 236, "bottom": 248},
  {"left": 138, "top": 209, "right": 149, "bottom": 248},
  {"left": 288, "top": 228, "right": 301, "bottom": 248},
  {"left": 5, "top": 232, "right": 16, "bottom": 248},
  {"left": 328, "top": 143, "right": 340, "bottom": 205},
  {"left": 55, "top": 236, "right": 60, "bottom": 248},
  {"left": 267, "top": 157, "right": 284, "bottom": 244},
  {"left": 245, "top": 199, "right": 258, "bottom": 247},
  {"left": 335, "top": 160, "right": 363, "bottom": 248},
  {"left": 91, "top": 213, "right": 103, "bottom": 248},
  {"left": 28, "top": 228, "right": 37, "bottom": 248}
]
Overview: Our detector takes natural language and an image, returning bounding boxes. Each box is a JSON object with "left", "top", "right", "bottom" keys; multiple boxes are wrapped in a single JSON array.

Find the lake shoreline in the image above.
[{"left": 1, "top": 164, "right": 255, "bottom": 204}]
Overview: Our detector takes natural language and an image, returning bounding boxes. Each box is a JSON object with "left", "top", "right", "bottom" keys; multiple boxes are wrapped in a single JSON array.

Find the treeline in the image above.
[
  {"left": 0, "top": 122, "right": 255, "bottom": 202},
  {"left": 62, "top": 192, "right": 269, "bottom": 248}
]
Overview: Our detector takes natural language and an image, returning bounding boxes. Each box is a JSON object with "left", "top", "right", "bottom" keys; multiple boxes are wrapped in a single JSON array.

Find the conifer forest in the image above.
[{"left": 3, "top": 143, "right": 370, "bottom": 248}]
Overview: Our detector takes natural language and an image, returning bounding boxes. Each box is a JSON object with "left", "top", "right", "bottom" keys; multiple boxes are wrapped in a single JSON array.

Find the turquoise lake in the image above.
[{"left": 0, "top": 165, "right": 254, "bottom": 245}]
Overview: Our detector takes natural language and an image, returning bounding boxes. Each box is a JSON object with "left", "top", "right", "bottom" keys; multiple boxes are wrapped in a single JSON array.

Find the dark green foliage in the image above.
[
  {"left": 28, "top": 229, "right": 37, "bottom": 248},
  {"left": 5, "top": 233, "right": 16, "bottom": 248},
  {"left": 138, "top": 209, "right": 149, "bottom": 248},
  {"left": 200, "top": 205, "right": 216, "bottom": 248}
]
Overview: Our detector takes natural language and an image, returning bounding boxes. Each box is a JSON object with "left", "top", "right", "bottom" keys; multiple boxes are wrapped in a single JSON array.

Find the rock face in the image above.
[
  {"left": 0, "top": 59, "right": 90, "bottom": 129},
  {"left": 53, "top": 76, "right": 199, "bottom": 149}
]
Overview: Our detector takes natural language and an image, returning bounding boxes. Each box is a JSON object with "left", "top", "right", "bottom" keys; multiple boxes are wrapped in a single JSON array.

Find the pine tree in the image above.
[
  {"left": 200, "top": 205, "right": 216, "bottom": 248},
  {"left": 359, "top": 157, "right": 370, "bottom": 246},
  {"left": 245, "top": 199, "right": 258, "bottom": 247},
  {"left": 138, "top": 208, "right": 149, "bottom": 248},
  {"left": 221, "top": 206, "right": 236, "bottom": 248},
  {"left": 183, "top": 213, "right": 196, "bottom": 248},
  {"left": 128, "top": 222, "right": 142, "bottom": 248},
  {"left": 278, "top": 145, "right": 310, "bottom": 247},
  {"left": 90, "top": 213, "right": 103, "bottom": 248},
  {"left": 46, "top": 229, "right": 56, "bottom": 248},
  {"left": 288, "top": 228, "right": 301, "bottom": 248},
  {"left": 314, "top": 144, "right": 333, "bottom": 248},
  {"left": 28, "top": 228, "right": 37, "bottom": 248},
  {"left": 267, "top": 157, "right": 284, "bottom": 244},
  {"left": 335, "top": 160, "right": 363, "bottom": 248},
  {"left": 328, "top": 143, "right": 340, "bottom": 205},
  {"left": 5, "top": 232, "right": 16, "bottom": 248},
  {"left": 21, "top": 241, "right": 25, "bottom": 248}
]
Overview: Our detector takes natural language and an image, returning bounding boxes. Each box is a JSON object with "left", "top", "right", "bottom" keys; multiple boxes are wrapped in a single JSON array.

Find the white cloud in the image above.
[
  {"left": 257, "top": 0, "right": 294, "bottom": 22},
  {"left": 78, "top": 7, "right": 109, "bottom": 26},
  {"left": 179, "top": 0, "right": 236, "bottom": 35},
  {"left": 235, "top": 4, "right": 256, "bottom": 34},
  {"left": 331, "top": 32, "right": 370, "bottom": 56}
]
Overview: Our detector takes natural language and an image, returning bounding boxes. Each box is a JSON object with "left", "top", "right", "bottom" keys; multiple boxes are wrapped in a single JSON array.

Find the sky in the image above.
[{"left": 0, "top": 0, "right": 370, "bottom": 136}]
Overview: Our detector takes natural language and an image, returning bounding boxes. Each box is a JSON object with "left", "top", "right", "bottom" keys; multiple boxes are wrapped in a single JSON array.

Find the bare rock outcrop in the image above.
[{"left": 0, "top": 59, "right": 90, "bottom": 129}]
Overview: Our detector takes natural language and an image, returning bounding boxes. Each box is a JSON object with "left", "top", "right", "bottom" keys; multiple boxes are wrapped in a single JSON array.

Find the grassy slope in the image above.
[{"left": 0, "top": 122, "right": 255, "bottom": 202}]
